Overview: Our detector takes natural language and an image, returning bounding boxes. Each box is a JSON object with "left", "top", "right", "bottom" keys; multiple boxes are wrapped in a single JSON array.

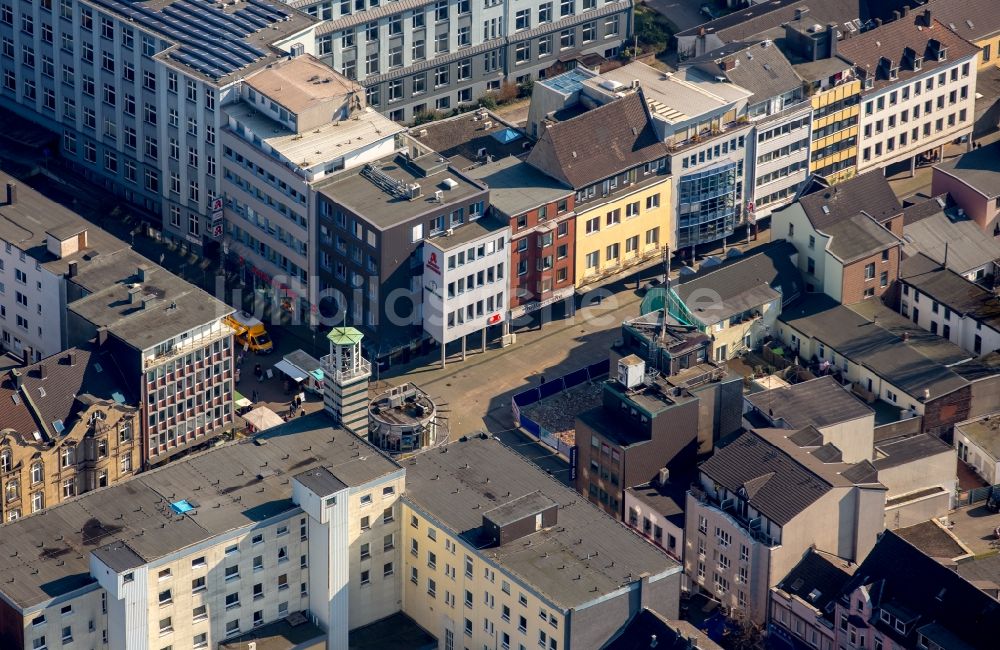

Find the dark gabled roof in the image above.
[
  {"left": 928, "top": 0, "right": 1000, "bottom": 40},
  {"left": 900, "top": 254, "right": 1000, "bottom": 332},
  {"left": 902, "top": 204, "right": 1000, "bottom": 275},
  {"left": 935, "top": 141, "right": 1000, "bottom": 198},
  {"left": 822, "top": 213, "right": 899, "bottom": 263},
  {"left": 838, "top": 15, "right": 980, "bottom": 94},
  {"left": 0, "top": 342, "right": 135, "bottom": 443},
  {"left": 779, "top": 294, "right": 969, "bottom": 399},
  {"left": 525, "top": 91, "right": 669, "bottom": 189},
  {"left": 776, "top": 548, "right": 856, "bottom": 618},
  {"left": 700, "top": 430, "right": 834, "bottom": 525},
  {"left": 684, "top": 41, "right": 803, "bottom": 103},
  {"left": 746, "top": 375, "right": 874, "bottom": 430},
  {"left": 673, "top": 240, "right": 803, "bottom": 324},
  {"left": 840, "top": 531, "right": 1000, "bottom": 649},
  {"left": 798, "top": 170, "right": 902, "bottom": 229},
  {"left": 676, "top": 0, "right": 864, "bottom": 41}
]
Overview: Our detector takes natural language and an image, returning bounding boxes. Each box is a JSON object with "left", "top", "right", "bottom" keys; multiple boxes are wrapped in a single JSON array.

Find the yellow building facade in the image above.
[
  {"left": 401, "top": 502, "right": 568, "bottom": 650},
  {"left": 573, "top": 176, "right": 673, "bottom": 287},
  {"left": 809, "top": 79, "right": 861, "bottom": 184}
]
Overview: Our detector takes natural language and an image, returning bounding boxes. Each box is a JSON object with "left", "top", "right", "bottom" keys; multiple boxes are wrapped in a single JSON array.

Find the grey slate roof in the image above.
[
  {"left": 902, "top": 198, "right": 1000, "bottom": 275},
  {"left": 900, "top": 254, "right": 1000, "bottom": 333},
  {"left": 526, "top": 91, "right": 670, "bottom": 189},
  {"left": 798, "top": 171, "right": 902, "bottom": 229},
  {"left": 779, "top": 294, "right": 970, "bottom": 400},
  {"left": 775, "top": 548, "right": 856, "bottom": 620},
  {"left": 746, "top": 375, "right": 873, "bottom": 430},
  {"left": 846, "top": 298, "right": 971, "bottom": 367},
  {"left": 402, "top": 435, "right": 680, "bottom": 609},
  {"left": 928, "top": 0, "right": 1000, "bottom": 40},
  {"left": 685, "top": 41, "right": 803, "bottom": 103},
  {"left": 673, "top": 240, "right": 803, "bottom": 325},
  {"left": 839, "top": 531, "right": 1000, "bottom": 650},
  {"left": 700, "top": 430, "right": 835, "bottom": 525},
  {"left": 0, "top": 412, "right": 400, "bottom": 610},
  {"left": 935, "top": 141, "right": 1000, "bottom": 198},
  {"left": 676, "top": 0, "right": 864, "bottom": 41},
  {"left": 822, "top": 213, "right": 899, "bottom": 263},
  {"left": 838, "top": 14, "right": 980, "bottom": 94}
]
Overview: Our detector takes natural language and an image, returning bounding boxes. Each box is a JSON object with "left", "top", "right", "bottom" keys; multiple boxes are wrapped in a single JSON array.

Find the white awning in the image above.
[
  {"left": 243, "top": 406, "right": 285, "bottom": 431},
  {"left": 273, "top": 359, "right": 308, "bottom": 383}
]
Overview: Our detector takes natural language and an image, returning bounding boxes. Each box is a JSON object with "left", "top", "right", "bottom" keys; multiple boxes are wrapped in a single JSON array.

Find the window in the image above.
[
  {"left": 864, "top": 263, "right": 875, "bottom": 280},
  {"left": 159, "top": 617, "right": 173, "bottom": 635}
]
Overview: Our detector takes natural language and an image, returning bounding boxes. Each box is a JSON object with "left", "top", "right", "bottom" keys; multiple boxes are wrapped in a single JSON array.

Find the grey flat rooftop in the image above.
[
  {"left": 745, "top": 375, "right": 873, "bottom": 430},
  {"left": 485, "top": 491, "right": 557, "bottom": 527},
  {"left": 403, "top": 435, "right": 679, "bottom": 609},
  {"left": 348, "top": 612, "right": 437, "bottom": 650},
  {"left": 0, "top": 171, "right": 129, "bottom": 275},
  {"left": 294, "top": 466, "right": 348, "bottom": 497},
  {"left": 955, "top": 416, "right": 1000, "bottom": 462},
  {"left": 894, "top": 520, "right": 970, "bottom": 560},
  {"left": 67, "top": 249, "right": 233, "bottom": 351},
  {"left": 426, "top": 214, "right": 508, "bottom": 251},
  {"left": 220, "top": 616, "right": 325, "bottom": 650},
  {"left": 410, "top": 111, "right": 529, "bottom": 169},
  {"left": 624, "top": 481, "right": 687, "bottom": 523},
  {"left": 780, "top": 295, "right": 970, "bottom": 400},
  {"left": 467, "top": 157, "right": 571, "bottom": 218},
  {"left": 0, "top": 412, "right": 400, "bottom": 611},
  {"left": 316, "top": 154, "right": 485, "bottom": 230}
]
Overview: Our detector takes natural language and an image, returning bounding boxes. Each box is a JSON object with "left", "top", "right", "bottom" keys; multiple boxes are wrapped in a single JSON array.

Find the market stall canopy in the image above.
[
  {"left": 273, "top": 359, "right": 308, "bottom": 383},
  {"left": 243, "top": 406, "right": 284, "bottom": 431}
]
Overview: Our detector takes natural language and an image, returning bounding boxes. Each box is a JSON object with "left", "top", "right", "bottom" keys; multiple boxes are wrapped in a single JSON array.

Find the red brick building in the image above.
[{"left": 469, "top": 157, "right": 576, "bottom": 320}]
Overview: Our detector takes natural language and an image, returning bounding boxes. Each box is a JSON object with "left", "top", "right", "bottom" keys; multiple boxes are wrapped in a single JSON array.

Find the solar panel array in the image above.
[{"left": 87, "top": 0, "right": 294, "bottom": 80}]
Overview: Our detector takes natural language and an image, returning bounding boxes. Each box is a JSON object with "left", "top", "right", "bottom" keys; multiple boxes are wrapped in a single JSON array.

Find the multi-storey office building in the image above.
[
  {"left": 65, "top": 248, "right": 235, "bottom": 467},
  {"left": 526, "top": 84, "right": 672, "bottom": 286},
  {"left": 839, "top": 9, "right": 979, "bottom": 177},
  {"left": 314, "top": 151, "right": 489, "bottom": 362},
  {"left": 222, "top": 54, "right": 404, "bottom": 321},
  {"left": 0, "top": 343, "right": 139, "bottom": 522},
  {"left": 401, "top": 433, "right": 683, "bottom": 650},
  {"left": 685, "top": 427, "right": 885, "bottom": 624},
  {"left": 0, "top": 414, "right": 404, "bottom": 650},
  {"left": 0, "top": 0, "right": 318, "bottom": 252},
  {"left": 300, "top": 0, "right": 632, "bottom": 122},
  {"left": 683, "top": 41, "right": 811, "bottom": 220},
  {"left": 0, "top": 392, "right": 684, "bottom": 650},
  {"left": 0, "top": 171, "right": 129, "bottom": 360},
  {"left": 800, "top": 63, "right": 861, "bottom": 183},
  {"left": 468, "top": 156, "right": 577, "bottom": 321},
  {"left": 421, "top": 215, "right": 510, "bottom": 363}
]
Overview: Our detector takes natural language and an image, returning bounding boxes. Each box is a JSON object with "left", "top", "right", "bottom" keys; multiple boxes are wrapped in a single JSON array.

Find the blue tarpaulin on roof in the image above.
[{"left": 491, "top": 128, "right": 522, "bottom": 144}]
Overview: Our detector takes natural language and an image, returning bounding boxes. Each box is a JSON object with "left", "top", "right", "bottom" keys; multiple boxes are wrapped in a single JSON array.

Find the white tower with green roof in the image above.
[{"left": 322, "top": 326, "right": 372, "bottom": 437}]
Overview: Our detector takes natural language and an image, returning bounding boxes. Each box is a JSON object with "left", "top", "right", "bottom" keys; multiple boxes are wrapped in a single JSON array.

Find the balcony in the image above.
[{"left": 689, "top": 485, "right": 780, "bottom": 547}]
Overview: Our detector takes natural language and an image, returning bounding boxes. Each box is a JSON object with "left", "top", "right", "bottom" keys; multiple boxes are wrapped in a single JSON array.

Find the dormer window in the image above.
[
  {"left": 864, "top": 77, "right": 874, "bottom": 90},
  {"left": 889, "top": 66, "right": 899, "bottom": 80},
  {"left": 937, "top": 47, "right": 947, "bottom": 61},
  {"left": 913, "top": 56, "right": 922, "bottom": 70}
]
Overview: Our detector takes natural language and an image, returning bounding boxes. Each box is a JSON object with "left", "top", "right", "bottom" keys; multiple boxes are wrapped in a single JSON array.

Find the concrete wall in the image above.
[
  {"left": 932, "top": 167, "right": 1000, "bottom": 233},
  {"left": 956, "top": 429, "right": 1000, "bottom": 485},
  {"left": 772, "top": 203, "right": 833, "bottom": 297}
]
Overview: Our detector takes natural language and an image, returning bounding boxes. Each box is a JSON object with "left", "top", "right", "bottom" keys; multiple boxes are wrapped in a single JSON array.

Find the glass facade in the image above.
[{"left": 677, "top": 162, "right": 739, "bottom": 247}]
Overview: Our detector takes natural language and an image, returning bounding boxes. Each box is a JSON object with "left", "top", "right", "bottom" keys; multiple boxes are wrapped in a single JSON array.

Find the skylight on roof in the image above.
[
  {"left": 94, "top": 363, "right": 103, "bottom": 373},
  {"left": 11, "top": 393, "right": 19, "bottom": 405},
  {"left": 38, "top": 387, "right": 46, "bottom": 398},
  {"left": 170, "top": 499, "right": 196, "bottom": 515},
  {"left": 52, "top": 419, "right": 65, "bottom": 435}
]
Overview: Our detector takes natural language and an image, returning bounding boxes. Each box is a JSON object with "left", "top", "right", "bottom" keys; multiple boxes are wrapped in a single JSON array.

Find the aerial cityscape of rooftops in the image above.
[{"left": 2, "top": 0, "right": 1000, "bottom": 648}]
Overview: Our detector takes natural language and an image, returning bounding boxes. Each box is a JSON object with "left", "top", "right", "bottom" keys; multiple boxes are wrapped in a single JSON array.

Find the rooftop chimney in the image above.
[
  {"left": 137, "top": 267, "right": 146, "bottom": 282},
  {"left": 128, "top": 286, "right": 142, "bottom": 304},
  {"left": 67, "top": 351, "right": 76, "bottom": 366},
  {"left": 720, "top": 58, "right": 737, "bottom": 71},
  {"left": 10, "top": 368, "right": 21, "bottom": 389},
  {"left": 22, "top": 347, "right": 31, "bottom": 366},
  {"left": 5, "top": 182, "right": 16, "bottom": 205},
  {"left": 875, "top": 17, "right": 883, "bottom": 27},
  {"left": 794, "top": 7, "right": 809, "bottom": 20},
  {"left": 902, "top": 5, "right": 909, "bottom": 17},
  {"left": 67, "top": 260, "right": 78, "bottom": 278},
  {"left": 827, "top": 23, "right": 838, "bottom": 58},
  {"left": 37, "top": 363, "right": 46, "bottom": 380},
  {"left": 922, "top": 8, "right": 932, "bottom": 27},
  {"left": 892, "top": 10, "right": 900, "bottom": 21}
]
